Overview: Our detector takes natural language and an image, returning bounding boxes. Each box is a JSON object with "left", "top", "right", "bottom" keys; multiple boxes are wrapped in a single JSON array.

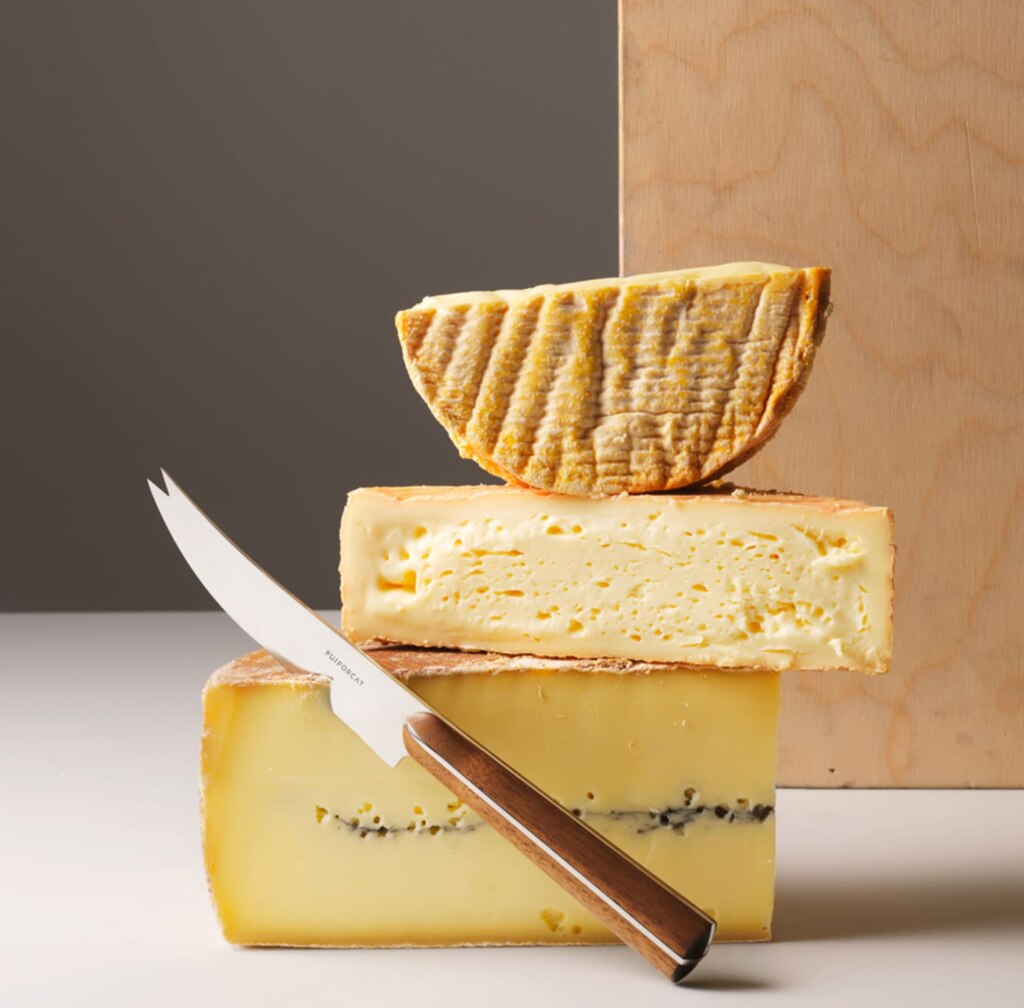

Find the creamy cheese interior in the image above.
[
  {"left": 202, "top": 652, "right": 780, "bottom": 946},
  {"left": 417, "top": 261, "right": 794, "bottom": 309},
  {"left": 341, "top": 486, "right": 893, "bottom": 672}
]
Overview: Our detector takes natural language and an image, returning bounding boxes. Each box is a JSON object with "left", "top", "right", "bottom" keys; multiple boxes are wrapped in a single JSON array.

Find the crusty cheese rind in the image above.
[
  {"left": 396, "top": 263, "right": 831, "bottom": 497},
  {"left": 205, "top": 647, "right": 756, "bottom": 684},
  {"left": 340, "top": 484, "right": 894, "bottom": 673}
]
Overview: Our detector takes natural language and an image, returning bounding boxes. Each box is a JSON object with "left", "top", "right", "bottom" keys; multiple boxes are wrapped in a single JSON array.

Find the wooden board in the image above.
[{"left": 620, "top": 0, "right": 1024, "bottom": 786}]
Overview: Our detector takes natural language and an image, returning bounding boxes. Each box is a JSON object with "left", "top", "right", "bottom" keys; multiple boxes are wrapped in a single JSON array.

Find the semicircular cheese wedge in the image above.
[{"left": 396, "top": 262, "right": 831, "bottom": 497}]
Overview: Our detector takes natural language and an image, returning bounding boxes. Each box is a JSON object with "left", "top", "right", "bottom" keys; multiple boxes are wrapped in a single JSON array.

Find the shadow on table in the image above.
[
  {"left": 774, "top": 872, "right": 1024, "bottom": 941},
  {"left": 685, "top": 974, "right": 777, "bottom": 992}
]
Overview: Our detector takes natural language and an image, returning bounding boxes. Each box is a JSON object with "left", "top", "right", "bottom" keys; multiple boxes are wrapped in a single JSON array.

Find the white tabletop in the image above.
[{"left": 2, "top": 612, "right": 1022, "bottom": 1007}]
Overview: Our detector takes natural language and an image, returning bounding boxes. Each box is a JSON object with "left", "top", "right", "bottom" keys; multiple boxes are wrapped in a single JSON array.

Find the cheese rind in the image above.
[
  {"left": 340, "top": 485, "right": 893, "bottom": 673},
  {"left": 201, "top": 650, "right": 780, "bottom": 946},
  {"left": 396, "top": 262, "right": 830, "bottom": 496}
]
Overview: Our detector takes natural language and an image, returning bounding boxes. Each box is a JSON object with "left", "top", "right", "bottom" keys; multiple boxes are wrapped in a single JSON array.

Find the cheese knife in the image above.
[{"left": 148, "top": 470, "right": 715, "bottom": 982}]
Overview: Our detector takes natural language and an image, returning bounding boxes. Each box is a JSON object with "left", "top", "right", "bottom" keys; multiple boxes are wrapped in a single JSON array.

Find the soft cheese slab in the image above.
[
  {"left": 396, "top": 263, "right": 830, "bottom": 496},
  {"left": 341, "top": 486, "right": 893, "bottom": 672},
  {"left": 202, "top": 650, "right": 780, "bottom": 946}
]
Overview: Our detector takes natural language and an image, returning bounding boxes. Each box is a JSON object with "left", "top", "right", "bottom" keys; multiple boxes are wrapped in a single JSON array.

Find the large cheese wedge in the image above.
[
  {"left": 202, "top": 650, "right": 780, "bottom": 946},
  {"left": 341, "top": 485, "right": 893, "bottom": 672},
  {"left": 396, "top": 263, "right": 830, "bottom": 496}
]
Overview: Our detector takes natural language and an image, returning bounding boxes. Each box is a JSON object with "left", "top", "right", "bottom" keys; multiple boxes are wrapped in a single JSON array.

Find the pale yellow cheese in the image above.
[
  {"left": 340, "top": 485, "right": 893, "bottom": 673},
  {"left": 202, "top": 650, "right": 780, "bottom": 946},
  {"left": 396, "top": 262, "right": 831, "bottom": 496}
]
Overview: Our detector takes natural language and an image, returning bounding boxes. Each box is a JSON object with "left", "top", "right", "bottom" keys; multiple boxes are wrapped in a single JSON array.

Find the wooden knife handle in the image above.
[{"left": 402, "top": 710, "right": 715, "bottom": 983}]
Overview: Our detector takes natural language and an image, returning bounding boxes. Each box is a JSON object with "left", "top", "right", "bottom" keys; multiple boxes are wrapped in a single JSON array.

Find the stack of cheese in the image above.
[{"left": 201, "top": 264, "right": 893, "bottom": 947}]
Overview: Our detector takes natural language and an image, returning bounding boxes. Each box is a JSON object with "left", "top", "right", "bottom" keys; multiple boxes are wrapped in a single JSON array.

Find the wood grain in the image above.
[
  {"left": 403, "top": 710, "right": 714, "bottom": 982},
  {"left": 620, "top": 0, "right": 1024, "bottom": 786}
]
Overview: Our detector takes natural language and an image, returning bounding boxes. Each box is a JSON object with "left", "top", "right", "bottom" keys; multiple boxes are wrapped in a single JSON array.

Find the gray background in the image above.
[{"left": 2, "top": 0, "right": 616, "bottom": 611}]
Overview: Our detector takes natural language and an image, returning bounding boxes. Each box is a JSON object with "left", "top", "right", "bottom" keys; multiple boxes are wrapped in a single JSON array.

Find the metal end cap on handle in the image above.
[{"left": 671, "top": 920, "right": 716, "bottom": 984}]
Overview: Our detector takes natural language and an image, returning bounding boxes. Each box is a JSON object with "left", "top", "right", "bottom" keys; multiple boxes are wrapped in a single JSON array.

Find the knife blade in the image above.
[{"left": 148, "top": 470, "right": 716, "bottom": 982}]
